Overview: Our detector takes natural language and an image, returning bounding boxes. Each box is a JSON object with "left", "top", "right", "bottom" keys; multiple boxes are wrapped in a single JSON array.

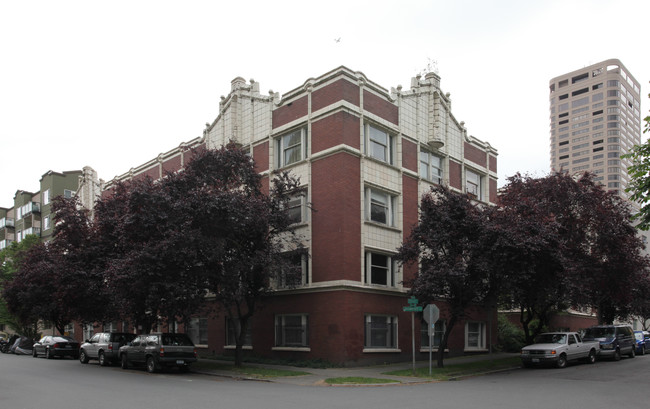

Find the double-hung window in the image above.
[
  {"left": 421, "top": 320, "right": 446, "bottom": 349},
  {"left": 42, "top": 189, "right": 50, "bottom": 205},
  {"left": 366, "top": 124, "right": 394, "bottom": 164},
  {"left": 277, "top": 252, "right": 309, "bottom": 288},
  {"left": 365, "top": 252, "right": 396, "bottom": 286},
  {"left": 465, "top": 170, "right": 481, "bottom": 199},
  {"left": 187, "top": 317, "right": 209, "bottom": 346},
  {"left": 226, "top": 318, "right": 252, "bottom": 347},
  {"left": 465, "top": 321, "right": 486, "bottom": 350},
  {"left": 43, "top": 215, "right": 50, "bottom": 231},
  {"left": 419, "top": 151, "right": 443, "bottom": 184},
  {"left": 365, "top": 187, "right": 396, "bottom": 227},
  {"left": 364, "top": 315, "right": 398, "bottom": 349},
  {"left": 277, "top": 128, "right": 307, "bottom": 168},
  {"left": 286, "top": 191, "right": 307, "bottom": 225},
  {"left": 275, "top": 314, "right": 309, "bottom": 347}
]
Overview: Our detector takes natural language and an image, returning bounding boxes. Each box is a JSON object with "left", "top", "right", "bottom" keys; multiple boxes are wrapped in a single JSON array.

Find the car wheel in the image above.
[
  {"left": 120, "top": 354, "right": 129, "bottom": 369},
  {"left": 79, "top": 350, "right": 88, "bottom": 363},
  {"left": 99, "top": 351, "right": 109, "bottom": 366},
  {"left": 613, "top": 349, "right": 621, "bottom": 361},
  {"left": 587, "top": 350, "right": 596, "bottom": 364},
  {"left": 641, "top": 346, "right": 646, "bottom": 356},
  {"left": 146, "top": 356, "right": 158, "bottom": 373},
  {"left": 556, "top": 354, "right": 567, "bottom": 368},
  {"left": 32, "top": 348, "right": 38, "bottom": 358},
  {"left": 46, "top": 348, "right": 53, "bottom": 359},
  {"left": 629, "top": 347, "right": 636, "bottom": 358}
]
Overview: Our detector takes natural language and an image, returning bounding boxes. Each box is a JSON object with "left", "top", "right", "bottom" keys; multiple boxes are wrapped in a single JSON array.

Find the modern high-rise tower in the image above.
[{"left": 549, "top": 58, "right": 642, "bottom": 198}]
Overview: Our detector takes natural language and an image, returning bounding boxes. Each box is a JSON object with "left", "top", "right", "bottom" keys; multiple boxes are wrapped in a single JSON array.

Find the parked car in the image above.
[
  {"left": 119, "top": 333, "right": 197, "bottom": 373},
  {"left": 582, "top": 325, "right": 636, "bottom": 360},
  {"left": 32, "top": 335, "right": 79, "bottom": 359},
  {"left": 634, "top": 330, "right": 650, "bottom": 355},
  {"left": 520, "top": 332, "right": 600, "bottom": 368},
  {"left": 79, "top": 332, "right": 136, "bottom": 366}
]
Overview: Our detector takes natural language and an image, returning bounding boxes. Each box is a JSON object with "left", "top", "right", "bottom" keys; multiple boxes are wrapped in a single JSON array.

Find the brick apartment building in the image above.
[{"left": 100, "top": 66, "right": 499, "bottom": 364}]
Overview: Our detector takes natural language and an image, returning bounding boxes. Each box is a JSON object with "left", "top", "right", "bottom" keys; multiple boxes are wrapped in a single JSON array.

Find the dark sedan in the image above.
[{"left": 32, "top": 336, "right": 80, "bottom": 359}]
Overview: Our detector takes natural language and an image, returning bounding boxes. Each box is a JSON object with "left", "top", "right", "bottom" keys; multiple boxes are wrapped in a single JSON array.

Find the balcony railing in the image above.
[
  {"left": 22, "top": 227, "right": 41, "bottom": 238},
  {"left": 0, "top": 217, "right": 15, "bottom": 229}
]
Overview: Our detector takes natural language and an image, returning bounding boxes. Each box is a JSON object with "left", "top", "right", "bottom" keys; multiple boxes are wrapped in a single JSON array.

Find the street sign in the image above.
[{"left": 402, "top": 296, "right": 423, "bottom": 312}]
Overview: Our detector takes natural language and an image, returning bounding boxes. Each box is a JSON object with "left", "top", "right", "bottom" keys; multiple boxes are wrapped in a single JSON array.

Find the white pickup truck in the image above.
[{"left": 520, "top": 332, "right": 600, "bottom": 368}]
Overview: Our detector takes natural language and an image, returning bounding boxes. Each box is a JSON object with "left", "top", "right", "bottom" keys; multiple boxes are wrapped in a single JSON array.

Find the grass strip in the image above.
[
  {"left": 193, "top": 360, "right": 311, "bottom": 378},
  {"left": 384, "top": 356, "right": 521, "bottom": 380},
  {"left": 325, "top": 377, "right": 400, "bottom": 385}
]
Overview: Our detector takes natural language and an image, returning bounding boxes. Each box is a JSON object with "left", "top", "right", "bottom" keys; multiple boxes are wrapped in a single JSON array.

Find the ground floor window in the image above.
[
  {"left": 226, "top": 318, "right": 252, "bottom": 347},
  {"left": 465, "top": 321, "right": 486, "bottom": 350},
  {"left": 421, "top": 320, "right": 445, "bottom": 348},
  {"left": 275, "top": 314, "right": 308, "bottom": 347},
  {"left": 83, "top": 324, "right": 95, "bottom": 341},
  {"left": 103, "top": 322, "right": 117, "bottom": 332},
  {"left": 364, "top": 315, "right": 398, "bottom": 349},
  {"left": 187, "top": 317, "right": 208, "bottom": 345},
  {"left": 64, "top": 323, "right": 75, "bottom": 337}
]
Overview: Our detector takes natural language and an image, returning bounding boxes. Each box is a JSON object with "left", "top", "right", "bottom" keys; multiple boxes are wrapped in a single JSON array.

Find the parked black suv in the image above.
[
  {"left": 582, "top": 325, "right": 636, "bottom": 361},
  {"left": 79, "top": 332, "right": 136, "bottom": 366},
  {"left": 119, "top": 333, "right": 197, "bottom": 373}
]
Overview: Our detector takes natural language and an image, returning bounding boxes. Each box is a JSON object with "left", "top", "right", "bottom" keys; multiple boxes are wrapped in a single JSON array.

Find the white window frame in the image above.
[
  {"left": 274, "top": 314, "right": 309, "bottom": 348},
  {"left": 276, "top": 128, "right": 307, "bottom": 168},
  {"left": 465, "top": 321, "right": 486, "bottom": 350},
  {"left": 364, "top": 314, "right": 398, "bottom": 350},
  {"left": 365, "top": 123, "right": 394, "bottom": 165},
  {"left": 365, "top": 251, "right": 396, "bottom": 287},
  {"left": 420, "top": 150, "right": 443, "bottom": 184},
  {"left": 43, "top": 215, "right": 50, "bottom": 231},
  {"left": 64, "top": 323, "right": 75, "bottom": 337},
  {"left": 465, "top": 169, "right": 482, "bottom": 200},
  {"left": 64, "top": 189, "right": 76, "bottom": 199},
  {"left": 365, "top": 187, "right": 396, "bottom": 227},
  {"left": 286, "top": 191, "right": 307, "bottom": 225},
  {"left": 187, "top": 317, "right": 209, "bottom": 346},
  {"left": 43, "top": 189, "right": 50, "bottom": 205},
  {"left": 277, "top": 252, "right": 309, "bottom": 288}
]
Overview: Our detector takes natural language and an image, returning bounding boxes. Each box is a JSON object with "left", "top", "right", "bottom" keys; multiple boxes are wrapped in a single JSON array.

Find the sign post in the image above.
[
  {"left": 422, "top": 304, "right": 439, "bottom": 375},
  {"left": 403, "top": 296, "right": 423, "bottom": 375}
]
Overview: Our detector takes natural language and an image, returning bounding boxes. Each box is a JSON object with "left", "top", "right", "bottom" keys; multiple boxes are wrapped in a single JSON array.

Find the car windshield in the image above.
[
  {"left": 535, "top": 334, "right": 567, "bottom": 344},
  {"left": 584, "top": 328, "right": 615, "bottom": 338},
  {"left": 161, "top": 334, "right": 194, "bottom": 346},
  {"left": 635, "top": 332, "right": 644, "bottom": 341}
]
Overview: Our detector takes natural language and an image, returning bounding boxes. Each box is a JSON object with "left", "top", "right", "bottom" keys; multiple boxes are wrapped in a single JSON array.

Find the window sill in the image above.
[
  {"left": 419, "top": 348, "right": 449, "bottom": 353},
  {"left": 463, "top": 348, "right": 489, "bottom": 353},
  {"left": 223, "top": 345, "right": 253, "bottom": 350},
  {"left": 363, "top": 348, "right": 401, "bottom": 353},
  {"left": 272, "top": 347, "right": 310, "bottom": 352},
  {"left": 364, "top": 220, "right": 401, "bottom": 232}
]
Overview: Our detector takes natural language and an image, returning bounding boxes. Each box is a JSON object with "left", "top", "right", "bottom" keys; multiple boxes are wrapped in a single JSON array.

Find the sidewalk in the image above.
[{"left": 193, "top": 352, "right": 520, "bottom": 386}]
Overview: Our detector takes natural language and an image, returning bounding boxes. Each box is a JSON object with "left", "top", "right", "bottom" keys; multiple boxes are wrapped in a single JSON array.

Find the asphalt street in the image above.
[{"left": 1, "top": 352, "right": 648, "bottom": 409}]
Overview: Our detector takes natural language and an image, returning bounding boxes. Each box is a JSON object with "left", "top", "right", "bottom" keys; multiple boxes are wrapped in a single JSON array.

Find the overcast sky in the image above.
[{"left": 1, "top": 0, "right": 648, "bottom": 208}]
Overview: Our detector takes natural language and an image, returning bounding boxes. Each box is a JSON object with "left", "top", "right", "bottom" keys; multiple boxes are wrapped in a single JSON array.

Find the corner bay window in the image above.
[
  {"left": 465, "top": 169, "right": 481, "bottom": 199},
  {"left": 365, "top": 252, "right": 396, "bottom": 286},
  {"left": 277, "top": 252, "right": 309, "bottom": 288},
  {"left": 420, "top": 151, "right": 443, "bottom": 184},
  {"left": 364, "top": 315, "right": 398, "bottom": 349},
  {"left": 365, "top": 187, "right": 396, "bottom": 226},
  {"left": 275, "top": 314, "right": 308, "bottom": 347},
  {"left": 187, "top": 317, "right": 208, "bottom": 345},
  {"left": 366, "top": 123, "right": 394, "bottom": 164},
  {"left": 276, "top": 128, "right": 307, "bottom": 167},
  {"left": 286, "top": 191, "right": 307, "bottom": 224}
]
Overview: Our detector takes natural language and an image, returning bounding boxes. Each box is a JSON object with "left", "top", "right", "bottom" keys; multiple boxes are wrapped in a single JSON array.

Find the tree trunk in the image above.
[{"left": 437, "top": 315, "right": 457, "bottom": 368}]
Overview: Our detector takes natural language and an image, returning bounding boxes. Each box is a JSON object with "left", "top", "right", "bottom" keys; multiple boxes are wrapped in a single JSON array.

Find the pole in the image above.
[{"left": 411, "top": 311, "right": 416, "bottom": 376}]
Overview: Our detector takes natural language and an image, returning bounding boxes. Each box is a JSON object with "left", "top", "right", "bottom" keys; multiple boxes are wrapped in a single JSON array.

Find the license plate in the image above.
[
  {"left": 176, "top": 360, "right": 185, "bottom": 365},
  {"left": 532, "top": 358, "right": 540, "bottom": 363},
  {"left": 66, "top": 345, "right": 72, "bottom": 348}
]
